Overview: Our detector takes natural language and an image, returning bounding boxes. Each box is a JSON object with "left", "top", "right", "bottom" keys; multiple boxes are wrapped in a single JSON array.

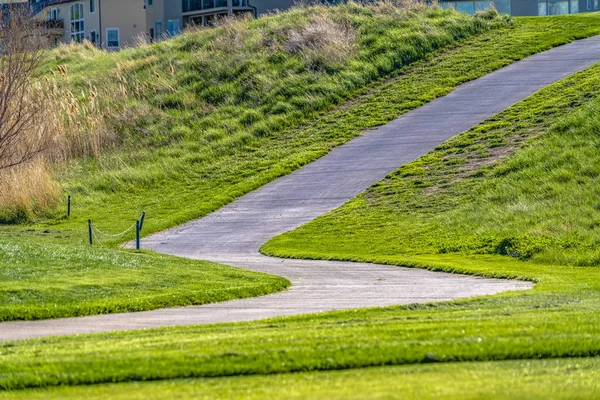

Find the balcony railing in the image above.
[
  {"left": 183, "top": 0, "right": 246, "bottom": 13},
  {"left": 45, "top": 19, "right": 64, "bottom": 29}
]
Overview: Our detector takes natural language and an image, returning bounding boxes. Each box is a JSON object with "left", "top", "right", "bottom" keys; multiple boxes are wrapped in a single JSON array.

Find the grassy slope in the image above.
[
  {"left": 3, "top": 358, "right": 599, "bottom": 400},
  {"left": 0, "top": 5, "right": 492, "bottom": 321},
  {"left": 2, "top": 11, "right": 600, "bottom": 321},
  {"left": 3, "top": 14, "right": 600, "bottom": 392},
  {"left": 0, "top": 235, "right": 288, "bottom": 321},
  {"left": 28, "top": 5, "right": 494, "bottom": 234}
]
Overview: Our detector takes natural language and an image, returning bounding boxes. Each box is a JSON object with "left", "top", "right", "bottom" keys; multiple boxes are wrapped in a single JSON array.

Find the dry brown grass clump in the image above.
[
  {"left": 0, "top": 158, "right": 60, "bottom": 222},
  {"left": 284, "top": 12, "right": 356, "bottom": 69}
]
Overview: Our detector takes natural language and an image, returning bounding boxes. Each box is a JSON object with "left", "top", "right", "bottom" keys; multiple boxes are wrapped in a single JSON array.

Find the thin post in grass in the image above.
[
  {"left": 88, "top": 219, "right": 93, "bottom": 245},
  {"left": 139, "top": 211, "right": 146, "bottom": 232},
  {"left": 67, "top": 195, "right": 71, "bottom": 217},
  {"left": 136, "top": 220, "right": 141, "bottom": 250}
]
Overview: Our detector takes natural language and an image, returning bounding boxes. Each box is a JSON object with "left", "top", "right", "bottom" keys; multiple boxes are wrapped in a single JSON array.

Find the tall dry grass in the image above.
[
  {"left": 0, "top": 159, "right": 59, "bottom": 222},
  {"left": 284, "top": 12, "right": 356, "bottom": 69},
  {"left": 0, "top": 63, "right": 135, "bottom": 222}
]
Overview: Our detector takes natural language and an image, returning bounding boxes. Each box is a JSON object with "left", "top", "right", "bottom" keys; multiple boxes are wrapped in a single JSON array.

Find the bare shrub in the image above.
[
  {"left": 0, "top": 8, "right": 50, "bottom": 171},
  {"left": 0, "top": 10, "right": 149, "bottom": 220},
  {"left": 284, "top": 12, "right": 356, "bottom": 69}
]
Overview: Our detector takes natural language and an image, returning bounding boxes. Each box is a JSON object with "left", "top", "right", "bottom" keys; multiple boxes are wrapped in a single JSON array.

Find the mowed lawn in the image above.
[
  {"left": 2, "top": 11, "right": 600, "bottom": 321},
  {"left": 0, "top": 235, "right": 288, "bottom": 321},
  {"left": 1, "top": 14, "right": 600, "bottom": 396},
  {"left": 4, "top": 358, "right": 599, "bottom": 400}
]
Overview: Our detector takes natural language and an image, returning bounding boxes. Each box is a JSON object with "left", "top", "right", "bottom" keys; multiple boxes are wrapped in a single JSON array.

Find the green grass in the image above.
[
  {"left": 2, "top": 15, "right": 600, "bottom": 392},
  {"left": 0, "top": 235, "right": 288, "bottom": 321},
  {"left": 39, "top": 12, "right": 600, "bottom": 239},
  {"left": 2, "top": 358, "right": 599, "bottom": 399},
  {"left": 24, "top": 4, "right": 498, "bottom": 232},
  {"left": 0, "top": 5, "right": 501, "bottom": 321},
  {"left": 262, "top": 58, "right": 600, "bottom": 267},
  {"left": 3, "top": 11, "right": 600, "bottom": 321}
]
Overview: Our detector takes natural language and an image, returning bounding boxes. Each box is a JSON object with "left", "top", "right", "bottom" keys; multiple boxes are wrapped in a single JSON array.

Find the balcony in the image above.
[
  {"left": 182, "top": 0, "right": 248, "bottom": 13},
  {"left": 45, "top": 19, "right": 64, "bottom": 30},
  {"left": 35, "top": 18, "right": 64, "bottom": 36}
]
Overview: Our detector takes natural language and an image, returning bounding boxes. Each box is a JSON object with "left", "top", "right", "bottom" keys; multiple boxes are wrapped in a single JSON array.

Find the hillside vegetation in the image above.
[
  {"left": 0, "top": 4, "right": 510, "bottom": 321},
  {"left": 2, "top": 3, "right": 500, "bottom": 224}
]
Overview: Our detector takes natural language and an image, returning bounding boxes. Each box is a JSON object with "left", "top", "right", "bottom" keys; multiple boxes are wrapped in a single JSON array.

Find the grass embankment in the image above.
[
  {"left": 0, "top": 5, "right": 499, "bottom": 321},
  {"left": 2, "top": 14, "right": 600, "bottom": 393},
  {"left": 4, "top": 358, "right": 599, "bottom": 400},
  {"left": 0, "top": 235, "right": 287, "bottom": 321},
  {"left": 2, "top": 10, "right": 600, "bottom": 322}
]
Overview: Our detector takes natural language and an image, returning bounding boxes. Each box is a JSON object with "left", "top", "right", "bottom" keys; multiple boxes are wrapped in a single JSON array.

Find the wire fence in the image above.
[
  {"left": 88, "top": 212, "right": 146, "bottom": 248},
  {"left": 37, "top": 195, "right": 147, "bottom": 248}
]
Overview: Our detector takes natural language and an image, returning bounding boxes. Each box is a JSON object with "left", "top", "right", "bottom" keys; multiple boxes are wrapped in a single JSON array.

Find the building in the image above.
[
  {"left": 27, "top": 0, "right": 599, "bottom": 50},
  {"left": 145, "top": 0, "right": 294, "bottom": 40},
  {"left": 29, "top": 0, "right": 146, "bottom": 49},
  {"left": 29, "top": 0, "right": 295, "bottom": 47},
  {"left": 438, "top": 0, "right": 596, "bottom": 16}
]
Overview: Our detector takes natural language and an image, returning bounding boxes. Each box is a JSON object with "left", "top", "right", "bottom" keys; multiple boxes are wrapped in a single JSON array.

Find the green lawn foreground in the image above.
[
  {"left": 2, "top": 13, "right": 600, "bottom": 322},
  {"left": 0, "top": 235, "right": 288, "bottom": 321},
  {"left": 2, "top": 16, "right": 600, "bottom": 392},
  {"left": 2, "top": 358, "right": 599, "bottom": 400}
]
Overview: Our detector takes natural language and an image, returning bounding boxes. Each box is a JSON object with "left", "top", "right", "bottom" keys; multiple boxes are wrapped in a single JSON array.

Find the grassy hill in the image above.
[
  {"left": 0, "top": 4, "right": 513, "bottom": 321},
  {"left": 0, "top": 4, "right": 503, "bottom": 321},
  {"left": 2, "top": 6, "right": 600, "bottom": 322},
  {"left": 1, "top": 7, "right": 600, "bottom": 398}
]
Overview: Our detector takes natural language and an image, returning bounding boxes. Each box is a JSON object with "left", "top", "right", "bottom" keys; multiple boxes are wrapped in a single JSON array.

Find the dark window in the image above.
[{"left": 107, "top": 28, "right": 119, "bottom": 48}]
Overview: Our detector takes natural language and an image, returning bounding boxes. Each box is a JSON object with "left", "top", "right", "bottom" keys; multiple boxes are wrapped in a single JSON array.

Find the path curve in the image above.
[{"left": 4, "top": 36, "right": 600, "bottom": 342}]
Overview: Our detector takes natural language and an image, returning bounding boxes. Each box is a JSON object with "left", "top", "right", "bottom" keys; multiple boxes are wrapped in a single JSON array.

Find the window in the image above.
[
  {"left": 494, "top": 0, "right": 511, "bottom": 14},
  {"left": 474, "top": 0, "right": 491, "bottom": 11},
  {"left": 49, "top": 7, "right": 59, "bottom": 20},
  {"left": 596, "top": 0, "right": 599, "bottom": 8},
  {"left": 90, "top": 30, "right": 97, "bottom": 45},
  {"left": 90, "top": 0, "right": 95, "bottom": 13},
  {"left": 540, "top": 0, "right": 574, "bottom": 13},
  {"left": 148, "top": 0, "right": 153, "bottom": 5},
  {"left": 154, "top": 21, "right": 162, "bottom": 39},
  {"left": 588, "top": 0, "right": 592, "bottom": 9},
  {"left": 538, "top": 0, "right": 548, "bottom": 14},
  {"left": 456, "top": 1, "right": 474, "bottom": 14},
  {"left": 106, "top": 28, "right": 120, "bottom": 49},
  {"left": 570, "top": 0, "right": 578, "bottom": 12},
  {"left": 168, "top": 19, "right": 181, "bottom": 36},
  {"left": 70, "top": 3, "right": 85, "bottom": 43}
]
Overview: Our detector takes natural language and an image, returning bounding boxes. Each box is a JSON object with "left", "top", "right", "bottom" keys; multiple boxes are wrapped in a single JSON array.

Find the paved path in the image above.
[{"left": 4, "top": 36, "right": 600, "bottom": 342}]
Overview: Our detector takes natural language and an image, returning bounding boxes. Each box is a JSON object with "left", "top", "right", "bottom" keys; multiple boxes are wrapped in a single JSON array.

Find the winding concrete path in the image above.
[{"left": 3, "top": 36, "right": 600, "bottom": 342}]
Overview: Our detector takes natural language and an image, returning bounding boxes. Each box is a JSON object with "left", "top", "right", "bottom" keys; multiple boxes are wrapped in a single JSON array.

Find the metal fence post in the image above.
[
  {"left": 88, "top": 219, "right": 93, "bottom": 245},
  {"left": 136, "top": 220, "right": 141, "bottom": 250},
  {"left": 67, "top": 195, "right": 71, "bottom": 217},
  {"left": 139, "top": 212, "right": 146, "bottom": 232}
]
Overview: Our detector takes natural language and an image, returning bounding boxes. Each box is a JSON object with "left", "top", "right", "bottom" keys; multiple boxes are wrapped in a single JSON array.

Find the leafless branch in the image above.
[{"left": 0, "top": 6, "right": 49, "bottom": 171}]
